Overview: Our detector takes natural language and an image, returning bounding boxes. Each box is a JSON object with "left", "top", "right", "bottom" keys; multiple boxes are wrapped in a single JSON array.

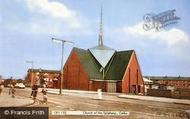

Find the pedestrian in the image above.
[
  {"left": 0, "top": 84, "right": 3, "bottom": 95},
  {"left": 9, "top": 84, "right": 12, "bottom": 95},
  {"left": 41, "top": 84, "right": 47, "bottom": 104},
  {"left": 11, "top": 85, "right": 16, "bottom": 98},
  {"left": 30, "top": 85, "right": 35, "bottom": 98},
  {"left": 33, "top": 84, "right": 38, "bottom": 101}
]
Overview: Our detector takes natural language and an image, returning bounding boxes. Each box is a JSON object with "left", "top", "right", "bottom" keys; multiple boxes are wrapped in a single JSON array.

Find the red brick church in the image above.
[{"left": 63, "top": 10, "right": 144, "bottom": 94}]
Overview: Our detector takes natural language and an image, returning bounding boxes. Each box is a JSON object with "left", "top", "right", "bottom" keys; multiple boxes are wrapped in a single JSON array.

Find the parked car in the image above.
[{"left": 15, "top": 83, "right": 25, "bottom": 89}]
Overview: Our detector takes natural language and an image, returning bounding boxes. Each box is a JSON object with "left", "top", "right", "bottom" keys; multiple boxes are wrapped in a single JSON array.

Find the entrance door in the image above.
[
  {"left": 138, "top": 85, "right": 141, "bottom": 93},
  {"left": 107, "top": 82, "right": 116, "bottom": 93},
  {"left": 132, "top": 85, "right": 136, "bottom": 94}
]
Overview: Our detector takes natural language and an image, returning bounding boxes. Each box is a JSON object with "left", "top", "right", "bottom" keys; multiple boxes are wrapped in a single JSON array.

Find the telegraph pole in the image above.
[
  {"left": 26, "top": 60, "right": 34, "bottom": 87},
  {"left": 52, "top": 38, "right": 74, "bottom": 94}
]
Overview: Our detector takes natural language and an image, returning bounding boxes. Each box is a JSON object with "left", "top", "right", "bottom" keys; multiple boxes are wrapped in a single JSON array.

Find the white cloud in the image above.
[
  {"left": 25, "top": 0, "right": 82, "bottom": 28},
  {"left": 4, "top": 19, "right": 62, "bottom": 36},
  {"left": 4, "top": 18, "right": 93, "bottom": 38},
  {"left": 124, "top": 22, "right": 189, "bottom": 46},
  {"left": 5, "top": 0, "right": 94, "bottom": 37}
]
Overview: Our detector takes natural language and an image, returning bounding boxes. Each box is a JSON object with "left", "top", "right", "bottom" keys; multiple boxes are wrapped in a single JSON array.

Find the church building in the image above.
[{"left": 63, "top": 9, "right": 144, "bottom": 94}]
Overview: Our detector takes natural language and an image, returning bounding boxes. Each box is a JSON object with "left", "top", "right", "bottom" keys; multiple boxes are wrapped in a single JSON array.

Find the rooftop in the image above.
[
  {"left": 73, "top": 47, "right": 133, "bottom": 80},
  {"left": 144, "top": 76, "right": 190, "bottom": 80},
  {"left": 89, "top": 45, "right": 116, "bottom": 68},
  {"left": 28, "top": 69, "right": 60, "bottom": 73}
]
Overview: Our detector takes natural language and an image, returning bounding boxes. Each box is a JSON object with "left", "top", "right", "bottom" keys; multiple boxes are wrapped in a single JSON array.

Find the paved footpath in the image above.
[
  {"left": 45, "top": 88, "right": 190, "bottom": 105},
  {"left": 0, "top": 92, "right": 34, "bottom": 107},
  {"left": 118, "top": 94, "right": 190, "bottom": 105}
]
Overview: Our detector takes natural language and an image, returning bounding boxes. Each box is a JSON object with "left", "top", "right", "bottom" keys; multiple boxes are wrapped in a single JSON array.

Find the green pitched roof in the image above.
[
  {"left": 105, "top": 50, "right": 133, "bottom": 80},
  {"left": 73, "top": 47, "right": 102, "bottom": 79},
  {"left": 72, "top": 47, "right": 133, "bottom": 81}
]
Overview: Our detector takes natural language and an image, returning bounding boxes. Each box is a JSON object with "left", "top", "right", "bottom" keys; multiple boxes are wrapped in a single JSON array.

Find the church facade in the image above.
[
  {"left": 63, "top": 47, "right": 144, "bottom": 94},
  {"left": 62, "top": 9, "right": 144, "bottom": 94}
]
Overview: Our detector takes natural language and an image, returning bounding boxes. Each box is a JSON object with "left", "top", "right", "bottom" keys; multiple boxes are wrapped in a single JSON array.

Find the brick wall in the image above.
[
  {"left": 63, "top": 50, "right": 89, "bottom": 91},
  {"left": 122, "top": 52, "right": 144, "bottom": 94},
  {"left": 156, "top": 80, "right": 190, "bottom": 89},
  {"left": 147, "top": 89, "right": 172, "bottom": 98},
  {"left": 116, "top": 81, "right": 122, "bottom": 93},
  {"left": 172, "top": 88, "right": 190, "bottom": 99},
  {"left": 26, "top": 70, "right": 60, "bottom": 88},
  {"left": 90, "top": 81, "right": 107, "bottom": 92},
  {"left": 147, "top": 89, "right": 190, "bottom": 99}
]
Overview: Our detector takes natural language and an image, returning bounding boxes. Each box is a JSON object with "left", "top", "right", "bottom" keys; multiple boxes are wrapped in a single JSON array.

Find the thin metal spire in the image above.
[{"left": 99, "top": 7, "right": 103, "bottom": 46}]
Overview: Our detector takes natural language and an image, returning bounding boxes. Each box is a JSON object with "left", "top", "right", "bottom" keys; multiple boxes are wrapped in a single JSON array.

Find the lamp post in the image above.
[
  {"left": 26, "top": 60, "right": 34, "bottom": 87},
  {"left": 52, "top": 38, "right": 74, "bottom": 94}
]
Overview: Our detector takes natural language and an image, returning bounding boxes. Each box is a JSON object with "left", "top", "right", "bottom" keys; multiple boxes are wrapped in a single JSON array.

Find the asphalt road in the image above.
[{"left": 13, "top": 88, "right": 190, "bottom": 119}]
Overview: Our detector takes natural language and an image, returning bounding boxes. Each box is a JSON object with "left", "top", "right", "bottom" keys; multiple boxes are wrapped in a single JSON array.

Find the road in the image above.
[{"left": 10, "top": 88, "right": 190, "bottom": 119}]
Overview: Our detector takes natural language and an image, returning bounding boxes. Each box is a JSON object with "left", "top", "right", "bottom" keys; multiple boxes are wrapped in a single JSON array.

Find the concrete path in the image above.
[
  {"left": 0, "top": 92, "right": 34, "bottom": 107},
  {"left": 45, "top": 88, "right": 190, "bottom": 105},
  {"left": 118, "top": 94, "right": 190, "bottom": 105}
]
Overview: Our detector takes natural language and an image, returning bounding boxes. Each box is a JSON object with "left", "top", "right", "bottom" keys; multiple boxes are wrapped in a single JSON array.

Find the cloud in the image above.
[
  {"left": 3, "top": 19, "right": 61, "bottom": 36},
  {"left": 123, "top": 22, "right": 189, "bottom": 46},
  {"left": 25, "top": 0, "right": 83, "bottom": 28},
  {"left": 108, "top": 23, "right": 190, "bottom": 76}
]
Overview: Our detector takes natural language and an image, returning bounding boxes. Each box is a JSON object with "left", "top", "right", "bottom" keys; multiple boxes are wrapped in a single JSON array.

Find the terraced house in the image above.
[{"left": 26, "top": 69, "right": 60, "bottom": 88}]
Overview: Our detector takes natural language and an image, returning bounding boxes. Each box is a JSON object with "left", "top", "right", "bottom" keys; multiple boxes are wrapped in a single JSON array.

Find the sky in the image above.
[{"left": 0, "top": 0, "right": 190, "bottom": 79}]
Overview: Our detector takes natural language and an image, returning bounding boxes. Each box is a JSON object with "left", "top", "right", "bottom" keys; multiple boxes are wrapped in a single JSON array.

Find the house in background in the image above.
[
  {"left": 143, "top": 77, "right": 153, "bottom": 95},
  {"left": 62, "top": 9, "right": 144, "bottom": 94},
  {"left": 145, "top": 76, "right": 190, "bottom": 90},
  {"left": 26, "top": 69, "right": 60, "bottom": 88},
  {"left": 144, "top": 76, "right": 190, "bottom": 99},
  {"left": 0, "top": 75, "right": 4, "bottom": 84}
]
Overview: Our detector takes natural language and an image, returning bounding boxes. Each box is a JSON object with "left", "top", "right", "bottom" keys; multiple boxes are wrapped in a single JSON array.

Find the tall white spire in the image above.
[
  {"left": 89, "top": 6, "right": 116, "bottom": 69},
  {"left": 99, "top": 7, "right": 103, "bottom": 46}
]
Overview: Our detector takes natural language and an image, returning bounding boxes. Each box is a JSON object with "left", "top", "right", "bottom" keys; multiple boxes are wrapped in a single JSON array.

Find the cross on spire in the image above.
[{"left": 99, "top": 7, "right": 103, "bottom": 46}]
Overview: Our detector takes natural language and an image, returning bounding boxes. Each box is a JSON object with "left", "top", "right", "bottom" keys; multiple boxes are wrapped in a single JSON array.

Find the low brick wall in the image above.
[
  {"left": 147, "top": 89, "right": 190, "bottom": 99},
  {"left": 172, "top": 88, "right": 190, "bottom": 99},
  {"left": 147, "top": 89, "right": 171, "bottom": 98}
]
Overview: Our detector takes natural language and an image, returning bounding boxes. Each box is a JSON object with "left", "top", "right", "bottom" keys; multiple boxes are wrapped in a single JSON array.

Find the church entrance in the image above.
[{"left": 107, "top": 82, "right": 116, "bottom": 93}]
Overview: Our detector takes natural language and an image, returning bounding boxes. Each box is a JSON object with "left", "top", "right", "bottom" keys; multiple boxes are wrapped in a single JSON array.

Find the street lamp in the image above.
[
  {"left": 26, "top": 60, "right": 34, "bottom": 87},
  {"left": 52, "top": 37, "right": 74, "bottom": 94}
]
